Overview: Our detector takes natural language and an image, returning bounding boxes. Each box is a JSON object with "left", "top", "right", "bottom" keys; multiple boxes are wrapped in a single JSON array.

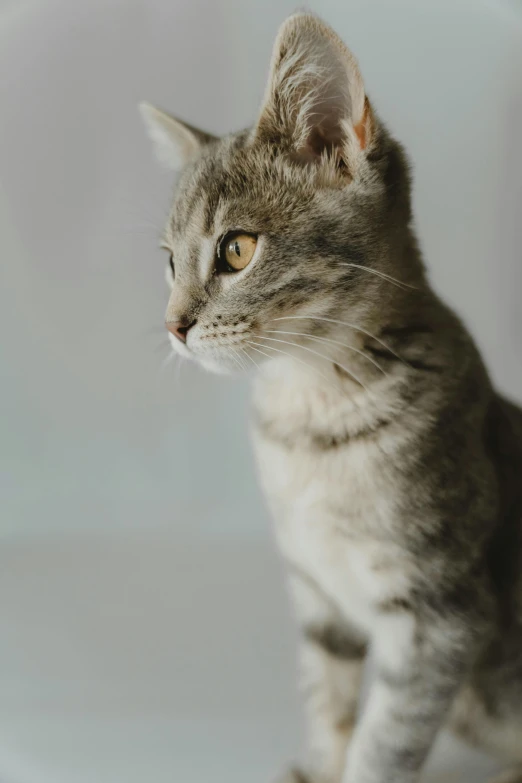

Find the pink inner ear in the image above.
[{"left": 353, "top": 98, "right": 371, "bottom": 151}]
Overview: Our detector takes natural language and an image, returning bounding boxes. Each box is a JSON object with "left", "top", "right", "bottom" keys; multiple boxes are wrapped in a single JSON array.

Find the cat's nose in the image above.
[{"left": 165, "top": 319, "right": 196, "bottom": 344}]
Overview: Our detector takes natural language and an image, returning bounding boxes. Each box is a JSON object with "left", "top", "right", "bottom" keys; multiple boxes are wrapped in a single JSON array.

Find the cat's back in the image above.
[{"left": 483, "top": 394, "right": 522, "bottom": 602}]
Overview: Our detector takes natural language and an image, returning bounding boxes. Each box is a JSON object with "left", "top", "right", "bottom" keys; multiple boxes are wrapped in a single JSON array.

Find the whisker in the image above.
[
  {"left": 247, "top": 340, "right": 344, "bottom": 395},
  {"left": 160, "top": 352, "right": 173, "bottom": 373},
  {"left": 272, "top": 316, "right": 406, "bottom": 365},
  {"left": 239, "top": 348, "right": 252, "bottom": 372},
  {"left": 159, "top": 351, "right": 179, "bottom": 380},
  {"left": 230, "top": 346, "right": 246, "bottom": 372},
  {"left": 247, "top": 343, "right": 277, "bottom": 362},
  {"left": 266, "top": 329, "right": 388, "bottom": 377},
  {"left": 241, "top": 346, "right": 262, "bottom": 373},
  {"left": 236, "top": 346, "right": 251, "bottom": 372},
  {"left": 339, "top": 263, "right": 418, "bottom": 290},
  {"left": 255, "top": 334, "right": 369, "bottom": 392},
  {"left": 233, "top": 345, "right": 254, "bottom": 373}
]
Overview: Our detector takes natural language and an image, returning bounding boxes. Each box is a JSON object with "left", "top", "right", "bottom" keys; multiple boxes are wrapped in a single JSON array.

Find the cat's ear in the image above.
[
  {"left": 139, "top": 102, "right": 216, "bottom": 170},
  {"left": 253, "top": 14, "right": 372, "bottom": 167}
]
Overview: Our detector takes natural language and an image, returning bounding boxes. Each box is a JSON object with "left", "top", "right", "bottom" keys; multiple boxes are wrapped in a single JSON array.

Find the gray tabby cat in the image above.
[{"left": 140, "top": 13, "right": 522, "bottom": 783}]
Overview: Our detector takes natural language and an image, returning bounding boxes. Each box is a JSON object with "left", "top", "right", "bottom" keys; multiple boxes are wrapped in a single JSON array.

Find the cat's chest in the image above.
[
  {"left": 253, "top": 431, "right": 410, "bottom": 633},
  {"left": 251, "top": 367, "right": 411, "bottom": 632},
  {"left": 276, "top": 468, "right": 408, "bottom": 632}
]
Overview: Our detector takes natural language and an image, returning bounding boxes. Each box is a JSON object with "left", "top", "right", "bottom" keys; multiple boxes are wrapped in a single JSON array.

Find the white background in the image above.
[{"left": 1, "top": 1, "right": 521, "bottom": 781}]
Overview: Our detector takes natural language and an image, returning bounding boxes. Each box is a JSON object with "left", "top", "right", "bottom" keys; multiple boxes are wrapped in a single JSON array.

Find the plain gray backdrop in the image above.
[{"left": 1, "top": 1, "right": 521, "bottom": 781}]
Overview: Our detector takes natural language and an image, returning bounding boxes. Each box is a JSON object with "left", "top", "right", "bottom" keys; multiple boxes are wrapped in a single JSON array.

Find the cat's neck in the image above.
[{"left": 251, "top": 283, "right": 475, "bottom": 439}]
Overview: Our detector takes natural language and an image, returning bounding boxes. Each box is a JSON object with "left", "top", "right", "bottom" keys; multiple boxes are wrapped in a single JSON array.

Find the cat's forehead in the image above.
[{"left": 165, "top": 136, "right": 317, "bottom": 244}]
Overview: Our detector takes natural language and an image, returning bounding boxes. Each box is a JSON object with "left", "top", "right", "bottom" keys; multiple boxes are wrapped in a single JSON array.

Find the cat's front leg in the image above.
[
  {"left": 342, "top": 606, "right": 481, "bottom": 783},
  {"left": 279, "top": 630, "right": 367, "bottom": 783},
  {"left": 276, "top": 565, "right": 368, "bottom": 783}
]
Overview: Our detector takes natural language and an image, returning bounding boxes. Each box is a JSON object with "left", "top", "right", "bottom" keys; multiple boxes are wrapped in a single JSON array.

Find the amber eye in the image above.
[{"left": 218, "top": 232, "right": 257, "bottom": 273}]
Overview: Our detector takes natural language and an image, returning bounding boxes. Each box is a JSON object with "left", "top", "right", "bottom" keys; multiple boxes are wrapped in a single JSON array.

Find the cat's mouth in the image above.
[
  {"left": 168, "top": 322, "right": 259, "bottom": 375},
  {"left": 167, "top": 312, "right": 322, "bottom": 375}
]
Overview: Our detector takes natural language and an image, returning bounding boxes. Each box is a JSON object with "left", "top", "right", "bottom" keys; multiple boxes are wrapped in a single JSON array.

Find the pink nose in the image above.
[{"left": 165, "top": 320, "right": 195, "bottom": 344}]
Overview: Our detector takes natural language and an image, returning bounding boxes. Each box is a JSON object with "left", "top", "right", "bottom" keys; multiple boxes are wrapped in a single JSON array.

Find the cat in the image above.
[{"left": 140, "top": 13, "right": 522, "bottom": 783}]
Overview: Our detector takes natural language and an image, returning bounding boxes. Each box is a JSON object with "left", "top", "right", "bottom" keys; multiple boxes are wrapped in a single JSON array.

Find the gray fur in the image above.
[{"left": 142, "top": 12, "right": 522, "bottom": 783}]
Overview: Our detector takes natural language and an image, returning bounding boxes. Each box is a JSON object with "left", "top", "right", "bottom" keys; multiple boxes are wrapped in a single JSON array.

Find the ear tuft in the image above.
[
  {"left": 254, "top": 14, "right": 369, "bottom": 169},
  {"left": 139, "top": 102, "right": 216, "bottom": 170}
]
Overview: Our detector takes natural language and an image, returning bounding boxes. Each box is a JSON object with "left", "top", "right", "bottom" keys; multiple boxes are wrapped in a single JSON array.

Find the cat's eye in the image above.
[
  {"left": 218, "top": 232, "right": 257, "bottom": 273},
  {"left": 168, "top": 253, "right": 175, "bottom": 277}
]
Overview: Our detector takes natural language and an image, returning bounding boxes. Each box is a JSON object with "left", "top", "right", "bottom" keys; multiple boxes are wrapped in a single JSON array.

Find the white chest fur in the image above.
[{"left": 252, "top": 360, "right": 414, "bottom": 639}]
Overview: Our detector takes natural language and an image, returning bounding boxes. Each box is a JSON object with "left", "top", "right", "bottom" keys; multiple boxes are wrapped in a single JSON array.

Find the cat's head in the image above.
[{"left": 141, "top": 13, "right": 417, "bottom": 375}]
